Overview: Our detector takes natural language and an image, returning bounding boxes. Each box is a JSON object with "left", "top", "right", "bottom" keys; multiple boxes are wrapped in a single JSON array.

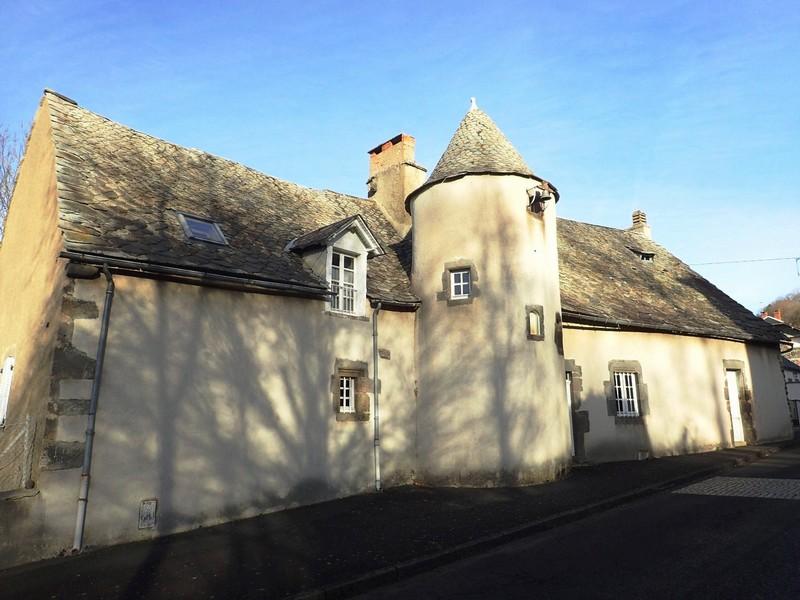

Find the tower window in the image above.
[
  {"left": 526, "top": 305, "right": 545, "bottom": 340},
  {"left": 450, "top": 269, "right": 471, "bottom": 299}
]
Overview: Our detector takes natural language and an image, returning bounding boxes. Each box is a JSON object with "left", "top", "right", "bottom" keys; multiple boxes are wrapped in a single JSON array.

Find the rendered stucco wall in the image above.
[
  {"left": 563, "top": 327, "right": 792, "bottom": 463},
  {"left": 0, "top": 98, "right": 82, "bottom": 567},
  {"left": 61, "top": 276, "right": 417, "bottom": 550},
  {"left": 0, "top": 99, "right": 65, "bottom": 487},
  {"left": 745, "top": 343, "right": 794, "bottom": 442},
  {"left": 411, "top": 175, "right": 571, "bottom": 485}
]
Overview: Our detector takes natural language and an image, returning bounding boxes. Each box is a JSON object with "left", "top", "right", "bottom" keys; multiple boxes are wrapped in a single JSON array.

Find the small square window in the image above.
[
  {"left": 178, "top": 213, "right": 227, "bottom": 245},
  {"left": 450, "top": 269, "right": 471, "bottom": 299}
]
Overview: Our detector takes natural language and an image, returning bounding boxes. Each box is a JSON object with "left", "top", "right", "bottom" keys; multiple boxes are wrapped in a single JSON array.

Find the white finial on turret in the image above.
[{"left": 469, "top": 97, "right": 478, "bottom": 111}]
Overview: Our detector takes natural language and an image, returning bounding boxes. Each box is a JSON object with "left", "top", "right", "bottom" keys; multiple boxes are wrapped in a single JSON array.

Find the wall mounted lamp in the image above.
[{"left": 527, "top": 181, "right": 555, "bottom": 214}]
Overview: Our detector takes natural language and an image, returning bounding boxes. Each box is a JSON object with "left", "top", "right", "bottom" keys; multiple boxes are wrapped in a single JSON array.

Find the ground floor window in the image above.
[
  {"left": 613, "top": 371, "right": 640, "bottom": 417},
  {"left": 338, "top": 376, "right": 356, "bottom": 414},
  {"left": 331, "top": 359, "right": 372, "bottom": 422}
]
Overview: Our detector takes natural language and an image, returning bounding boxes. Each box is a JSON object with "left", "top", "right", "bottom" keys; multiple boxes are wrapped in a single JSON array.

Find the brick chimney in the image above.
[
  {"left": 367, "top": 134, "right": 426, "bottom": 236},
  {"left": 774, "top": 309, "right": 783, "bottom": 321},
  {"left": 629, "top": 210, "right": 652, "bottom": 239}
]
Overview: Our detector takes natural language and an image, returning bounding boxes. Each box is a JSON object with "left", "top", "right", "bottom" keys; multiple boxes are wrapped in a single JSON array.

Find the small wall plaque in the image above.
[{"left": 138, "top": 498, "right": 158, "bottom": 529}]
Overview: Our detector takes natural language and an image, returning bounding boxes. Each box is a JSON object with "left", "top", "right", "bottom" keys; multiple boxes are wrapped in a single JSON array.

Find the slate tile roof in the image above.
[
  {"left": 426, "top": 105, "right": 534, "bottom": 186},
  {"left": 763, "top": 316, "right": 800, "bottom": 340},
  {"left": 44, "top": 91, "right": 418, "bottom": 306},
  {"left": 781, "top": 356, "right": 800, "bottom": 372},
  {"left": 40, "top": 90, "right": 781, "bottom": 341},
  {"left": 557, "top": 218, "right": 781, "bottom": 343}
]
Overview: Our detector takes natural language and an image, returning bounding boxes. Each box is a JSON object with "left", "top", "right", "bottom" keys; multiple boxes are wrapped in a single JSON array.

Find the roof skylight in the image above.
[{"left": 178, "top": 213, "right": 227, "bottom": 245}]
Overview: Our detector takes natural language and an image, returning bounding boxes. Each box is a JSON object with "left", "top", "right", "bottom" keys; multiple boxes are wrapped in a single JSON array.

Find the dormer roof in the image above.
[{"left": 286, "top": 214, "right": 384, "bottom": 258}]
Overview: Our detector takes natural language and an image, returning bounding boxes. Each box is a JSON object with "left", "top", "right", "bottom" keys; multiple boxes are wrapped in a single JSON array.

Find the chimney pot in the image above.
[{"left": 629, "top": 209, "right": 652, "bottom": 239}]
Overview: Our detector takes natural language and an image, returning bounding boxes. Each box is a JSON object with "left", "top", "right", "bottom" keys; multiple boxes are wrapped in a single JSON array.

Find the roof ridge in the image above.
[{"left": 44, "top": 90, "right": 369, "bottom": 204}]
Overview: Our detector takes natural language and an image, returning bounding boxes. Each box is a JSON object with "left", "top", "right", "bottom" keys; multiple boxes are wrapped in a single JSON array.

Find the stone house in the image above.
[{"left": 0, "top": 90, "right": 791, "bottom": 568}]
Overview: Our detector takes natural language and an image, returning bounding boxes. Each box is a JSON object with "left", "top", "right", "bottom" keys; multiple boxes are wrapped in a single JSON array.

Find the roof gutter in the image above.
[
  {"left": 366, "top": 296, "right": 420, "bottom": 312},
  {"left": 60, "top": 251, "right": 331, "bottom": 299},
  {"left": 562, "top": 310, "right": 781, "bottom": 346},
  {"left": 405, "top": 171, "right": 558, "bottom": 213},
  {"left": 62, "top": 251, "right": 421, "bottom": 309}
]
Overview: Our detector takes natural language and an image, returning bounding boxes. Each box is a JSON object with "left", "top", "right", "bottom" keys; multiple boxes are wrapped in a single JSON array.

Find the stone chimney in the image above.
[
  {"left": 629, "top": 210, "right": 652, "bottom": 239},
  {"left": 367, "top": 134, "right": 426, "bottom": 236}
]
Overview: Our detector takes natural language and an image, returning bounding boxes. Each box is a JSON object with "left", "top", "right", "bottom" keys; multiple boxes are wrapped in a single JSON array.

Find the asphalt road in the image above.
[{"left": 356, "top": 447, "right": 800, "bottom": 600}]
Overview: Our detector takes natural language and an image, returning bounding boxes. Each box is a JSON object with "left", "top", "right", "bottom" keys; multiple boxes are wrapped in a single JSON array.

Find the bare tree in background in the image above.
[{"left": 1, "top": 125, "right": 25, "bottom": 240}]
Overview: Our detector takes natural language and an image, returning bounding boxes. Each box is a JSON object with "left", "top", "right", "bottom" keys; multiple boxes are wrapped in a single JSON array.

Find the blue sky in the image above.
[{"left": 2, "top": 0, "right": 798, "bottom": 311}]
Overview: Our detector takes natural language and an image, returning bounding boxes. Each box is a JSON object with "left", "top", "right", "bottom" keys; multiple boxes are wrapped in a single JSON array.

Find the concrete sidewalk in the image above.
[{"left": 0, "top": 445, "right": 784, "bottom": 600}]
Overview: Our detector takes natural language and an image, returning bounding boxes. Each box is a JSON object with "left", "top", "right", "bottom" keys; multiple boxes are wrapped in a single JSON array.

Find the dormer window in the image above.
[
  {"left": 178, "top": 213, "right": 227, "bottom": 245},
  {"left": 286, "top": 214, "right": 384, "bottom": 319},
  {"left": 330, "top": 252, "right": 357, "bottom": 314}
]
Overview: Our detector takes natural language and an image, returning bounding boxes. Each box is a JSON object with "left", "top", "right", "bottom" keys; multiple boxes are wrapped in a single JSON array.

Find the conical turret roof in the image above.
[{"left": 427, "top": 102, "right": 534, "bottom": 185}]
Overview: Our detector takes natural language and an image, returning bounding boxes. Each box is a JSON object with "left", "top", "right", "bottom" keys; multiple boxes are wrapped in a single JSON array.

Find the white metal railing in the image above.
[{"left": 331, "top": 283, "right": 356, "bottom": 314}]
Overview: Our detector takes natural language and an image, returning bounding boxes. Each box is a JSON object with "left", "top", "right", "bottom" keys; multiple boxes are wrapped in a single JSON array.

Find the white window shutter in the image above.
[{"left": 0, "top": 356, "right": 15, "bottom": 427}]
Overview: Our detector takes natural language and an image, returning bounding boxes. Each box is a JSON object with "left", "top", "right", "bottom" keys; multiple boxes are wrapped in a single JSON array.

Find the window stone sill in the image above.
[
  {"left": 615, "top": 415, "right": 645, "bottom": 425},
  {"left": 1, "top": 487, "right": 40, "bottom": 502},
  {"left": 336, "top": 411, "right": 370, "bottom": 422},
  {"left": 325, "top": 311, "right": 369, "bottom": 322}
]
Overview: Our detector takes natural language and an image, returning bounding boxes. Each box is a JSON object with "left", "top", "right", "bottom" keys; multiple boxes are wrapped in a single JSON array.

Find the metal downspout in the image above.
[
  {"left": 72, "top": 265, "right": 115, "bottom": 552},
  {"left": 372, "top": 301, "right": 382, "bottom": 492}
]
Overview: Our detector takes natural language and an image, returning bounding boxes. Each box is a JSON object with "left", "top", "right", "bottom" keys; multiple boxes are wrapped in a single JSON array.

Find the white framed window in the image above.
[
  {"left": 178, "top": 213, "right": 228, "bottom": 245},
  {"left": 613, "top": 371, "right": 640, "bottom": 417},
  {"left": 330, "top": 251, "right": 357, "bottom": 314},
  {"left": 450, "top": 269, "right": 471, "bottom": 299},
  {"left": 339, "top": 376, "right": 356, "bottom": 413},
  {"left": 0, "top": 356, "right": 15, "bottom": 428}
]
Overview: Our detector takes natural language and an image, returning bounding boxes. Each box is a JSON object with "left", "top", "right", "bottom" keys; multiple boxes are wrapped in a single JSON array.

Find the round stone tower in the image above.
[{"left": 407, "top": 101, "right": 571, "bottom": 486}]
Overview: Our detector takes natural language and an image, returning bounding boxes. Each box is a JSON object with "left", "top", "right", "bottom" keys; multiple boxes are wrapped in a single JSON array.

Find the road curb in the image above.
[{"left": 290, "top": 446, "right": 778, "bottom": 600}]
